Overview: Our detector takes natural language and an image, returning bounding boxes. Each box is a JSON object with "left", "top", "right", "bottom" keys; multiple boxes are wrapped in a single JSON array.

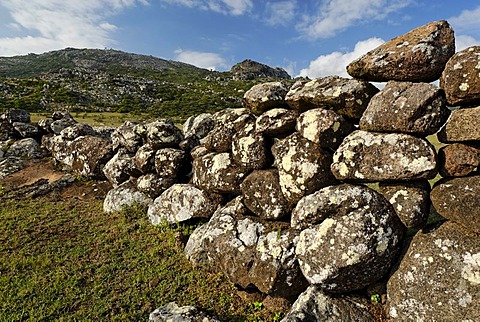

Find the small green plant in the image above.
[
  {"left": 370, "top": 294, "right": 381, "bottom": 304},
  {"left": 273, "top": 311, "right": 284, "bottom": 321},
  {"left": 252, "top": 301, "right": 264, "bottom": 311}
]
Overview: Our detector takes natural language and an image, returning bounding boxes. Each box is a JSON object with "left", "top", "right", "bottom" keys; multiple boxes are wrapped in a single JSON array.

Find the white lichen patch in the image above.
[
  {"left": 210, "top": 153, "right": 232, "bottom": 173},
  {"left": 459, "top": 83, "right": 470, "bottom": 91},
  {"left": 461, "top": 252, "right": 480, "bottom": 285},
  {"left": 237, "top": 218, "right": 264, "bottom": 247}
]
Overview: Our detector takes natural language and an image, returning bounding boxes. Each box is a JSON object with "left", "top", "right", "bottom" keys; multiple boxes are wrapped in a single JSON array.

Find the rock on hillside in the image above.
[{"left": 230, "top": 59, "right": 291, "bottom": 80}]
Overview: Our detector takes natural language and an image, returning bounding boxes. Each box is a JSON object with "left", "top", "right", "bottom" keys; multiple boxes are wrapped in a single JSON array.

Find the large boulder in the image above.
[
  {"left": 387, "top": 221, "right": 479, "bottom": 321},
  {"left": 430, "top": 175, "right": 480, "bottom": 234},
  {"left": 272, "top": 133, "right": 336, "bottom": 205},
  {"left": 294, "top": 184, "right": 405, "bottom": 293},
  {"left": 192, "top": 152, "right": 248, "bottom": 194},
  {"left": 255, "top": 108, "right": 297, "bottom": 138},
  {"left": 437, "top": 106, "right": 480, "bottom": 143},
  {"left": 147, "top": 184, "right": 219, "bottom": 225},
  {"left": 231, "top": 122, "right": 272, "bottom": 171},
  {"left": 183, "top": 113, "right": 214, "bottom": 139},
  {"left": 111, "top": 121, "right": 144, "bottom": 153},
  {"left": 132, "top": 144, "right": 156, "bottom": 174},
  {"left": 103, "top": 180, "right": 153, "bottom": 213},
  {"left": 438, "top": 143, "right": 480, "bottom": 177},
  {"left": 285, "top": 76, "right": 379, "bottom": 119},
  {"left": 359, "top": 81, "right": 450, "bottom": 135},
  {"left": 243, "top": 81, "right": 289, "bottom": 115},
  {"left": 347, "top": 20, "right": 455, "bottom": 82},
  {"left": 202, "top": 124, "right": 236, "bottom": 153},
  {"left": 136, "top": 173, "right": 175, "bottom": 198},
  {"left": 102, "top": 149, "right": 136, "bottom": 187},
  {"left": 296, "top": 108, "right": 354, "bottom": 149},
  {"left": 154, "top": 148, "right": 188, "bottom": 178},
  {"left": 185, "top": 197, "right": 308, "bottom": 298},
  {"left": 331, "top": 130, "right": 437, "bottom": 182},
  {"left": 281, "top": 286, "right": 375, "bottom": 322},
  {"left": 241, "top": 169, "right": 290, "bottom": 220},
  {"left": 440, "top": 46, "right": 480, "bottom": 106},
  {"left": 146, "top": 119, "right": 184, "bottom": 149}
]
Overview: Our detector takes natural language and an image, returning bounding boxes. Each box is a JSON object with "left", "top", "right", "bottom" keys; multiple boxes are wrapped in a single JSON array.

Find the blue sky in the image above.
[{"left": 0, "top": 0, "right": 479, "bottom": 78}]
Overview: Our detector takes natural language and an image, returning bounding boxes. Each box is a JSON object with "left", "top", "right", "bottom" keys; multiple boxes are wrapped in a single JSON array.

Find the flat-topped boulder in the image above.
[{"left": 243, "top": 81, "right": 290, "bottom": 115}]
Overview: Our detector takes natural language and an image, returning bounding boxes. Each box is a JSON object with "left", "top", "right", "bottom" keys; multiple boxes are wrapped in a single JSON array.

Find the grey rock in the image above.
[
  {"left": 60, "top": 123, "right": 96, "bottom": 140},
  {"left": 50, "top": 118, "right": 77, "bottom": 135},
  {"left": 241, "top": 169, "right": 290, "bottom": 220},
  {"left": 295, "top": 184, "right": 405, "bottom": 293},
  {"left": 243, "top": 81, "right": 289, "bottom": 115},
  {"left": 430, "top": 175, "right": 480, "bottom": 234},
  {"left": 347, "top": 20, "right": 455, "bottom": 82},
  {"left": 102, "top": 149, "right": 135, "bottom": 187},
  {"left": 359, "top": 81, "right": 450, "bottom": 135},
  {"left": 296, "top": 108, "right": 354, "bottom": 149},
  {"left": 183, "top": 113, "right": 215, "bottom": 139},
  {"left": 387, "top": 221, "right": 479, "bottom": 321},
  {"left": 6, "top": 138, "right": 47, "bottom": 159},
  {"left": 111, "top": 121, "right": 144, "bottom": 153},
  {"left": 103, "top": 180, "right": 153, "bottom": 213},
  {"left": 285, "top": 75, "right": 379, "bottom": 119},
  {"left": 331, "top": 130, "right": 437, "bottom": 182},
  {"left": 272, "top": 133, "right": 336, "bottom": 205},
  {"left": 255, "top": 108, "right": 298, "bottom": 138},
  {"left": 281, "top": 286, "right": 375, "bottom": 322},
  {"left": 379, "top": 181, "right": 431, "bottom": 229},
  {"left": 203, "top": 124, "right": 235, "bottom": 153},
  {"left": 12, "top": 122, "right": 41, "bottom": 138},
  {"left": 52, "top": 111, "right": 74, "bottom": 121},
  {"left": 146, "top": 119, "right": 184, "bottom": 149},
  {"left": 148, "top": 184, "right": 219, "bottom": 225},
  {"left": 190, "top": 145, "right": 209, "bottom": 160},
  {"left": 0, "top": 156, "right": 24, "bottom": 179},
  {"left": 149, "top": 302, "right": 219, "bottom": 322},
  {"left": 3, "top": 109, "right": 30, "bottom": 123},
  {"left": 231, "top": 122, "right": 272, "bottom": 171},
  {"left": 154, "top": 148, "right": 188, "bottom": 178},
  {"left": 92, "top": 126, "right": 115, "bottom": 141},
  {"left": 133, "top": 144, "right": 156, "bottom": 174},
  {"left": 136, "top": 173, "right": 176, "bottom": 198},
  {"left": 438, "top": 106, "right": 480, "bottom": 143}
]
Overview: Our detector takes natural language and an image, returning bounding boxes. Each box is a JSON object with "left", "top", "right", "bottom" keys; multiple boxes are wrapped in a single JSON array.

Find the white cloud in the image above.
[
  {"left": 265, "top": 1, "right": 297, "bottom": 26},
  {"left": 160, "top": 0, "right": 252, "bottom": 15},
  {"left": 174, "top": 49, "right": 227, "bottom": 70},
  {"left": 449, "top": 6, "right": 480, "bottom": 33},
  {"left": 298, "top": 37, "right": 384, "bottom": 78},
  {"left": 297, "top": 0, "right": 412, "bottom": 40},
  {"left": 455, "top": 34, "right": 480, "bottom": 52},
  {"left": 0, "top": 0, "right": 147, "bottom": 56}
]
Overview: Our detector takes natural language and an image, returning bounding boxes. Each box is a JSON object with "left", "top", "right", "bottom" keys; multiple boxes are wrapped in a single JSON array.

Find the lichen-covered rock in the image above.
[
  {"left": 149, "top": 302, "right": 220, "bottom": 322},
  {"left": 387, "top": 221, "right": 479, "bottom": 321},
  {"left": 102, "top": 149, "right": 135, "bottom": 187},
  {"left": 359, "top": 81, "right": 450, "bottom": 135},
  {"left": 430, "top": 175, "right": 480, "bottom": 234},
  {"left": 103, "top": 180, "right": 153, "bottom": 213},
  {"left": 0, "top": 156, "right": 24, "bottom": 179},
  {"left": 178, "top": 135, "right": 200, "bottom": 153},
  {"left": 296, "top": 108, "right": 354, "bottom": 149},
  {"left": 241, "top": 169, "right": 290, "bottom": 220},
  {"left": 437, "top": 106, "right": 480, "bottom": 143},
  {"left": 203, "top": 124, "right": 236, "bottom": 153},
  {"left": 183, "top": 113, "right": 215, "bottom": 139},
  {"left": 255, "top": 108, "right": 297, "bottom": 138},
  {"left": 231, "top": 122, "right": 272, "bottom": 171},
  {"left": 3, "top": 109, "right": 30, "bottom": 123},
  {"left": 192, "top": 152, "right": 248, "bottom": 194},
  {"left": 133, "top": 144, "right": 156, "bottom": 174},
  {"left": 52, "top": 111, "right": 74, "bottom": 121},
  {"left": 331, "top": 130, "right": 437, "bottom": 182},
  {"left": 347, "top": 20, "right": 455, "bottom": 82},
  {"left": 438, "top": 143, "right": 480, "bottom": 177},
  {"left": 0, "top": 119, "right": 17, "bottom": 141},
  {"left": 60, "top": 123, "right": 96, "bottom": 140},
  {"left": 379, "top": 181, "right": 430, "bottom": 229},
  {"left": 440, "top": 46, "right": 480, "bottom": 106},
  {"left": 6, "top": 138, "right": 47, "bottom": 159},
  {"left": 272, "top": 133, "right": 336, "bottom": 205},
  {"left": 148, "top": 184, "right": 219, "bottom": 225},
  {"left": 294, "top": 184, "right": 404, "bottom": 293},
  {"left": 280, "top": 286, "right": 375, "bottom": 322},
  {"left": 285, "top": 76, "right": 379, "bottom": 119},
  {"left": 190, "top": 145, "right": 209, "bottom": 160},
  {"left": 146, "top": 119, "right": 184, "bottom": 149},
  {"left": 185, "top": 197, "right": 308, "bottom": 298},
  {"left": 243, "top": 81, "right": 289, "bottom": 115},
  {"left": 92, "top": 126, "right": 115, "bottom": 141},
  {"left": 37, "top": 119, "right": 53, "bottom": 134},
  {"left": 50, "top": 118, "right": 77, "bottom": 135},
  {"left": 136, "top": 173, "right": 175, "bottom": 198},
  {"left": 12, "top": 122, "right": 41, "bottom": 138},
  {"left": 212, "top": 107, "right": 252, "bottom": 128},
  {"left": 111, "top": 121, "right": 144, "bottom": 153},
  {"left": 154, "top": 148, "right": 188, "bottom": 178}
]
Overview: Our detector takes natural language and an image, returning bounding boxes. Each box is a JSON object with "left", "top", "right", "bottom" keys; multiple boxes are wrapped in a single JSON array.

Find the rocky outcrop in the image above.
[{"left": 230, "top": 59, "right": 291, "bottom": 80}]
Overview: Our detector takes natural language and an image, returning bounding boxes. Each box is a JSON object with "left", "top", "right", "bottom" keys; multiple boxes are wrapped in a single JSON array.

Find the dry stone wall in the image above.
[{"left": 2, "top": 20, "right": 479, "bottom": 322}]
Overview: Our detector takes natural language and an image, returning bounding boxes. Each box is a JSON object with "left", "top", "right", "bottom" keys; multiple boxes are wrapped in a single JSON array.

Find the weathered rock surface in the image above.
[
  {"left": 212, "top": 108, "right": 253, "bottom": 130},
  {"left": 0, "top": 157, "right": 24, "bottom": 180},
  {"left": 154, "top": 148, "right": 188, "bottom": 178},
  {"left": 102, "top": 149, "right": 135, "bottom": 186},
  {"left": 285, "top": 76, "right": 379, "bottom": 119},
  {"left": 438, "top": 143, "right": 480, "bottom": 177},
  {"left": 146, "top": 119, "right": 184, "bottom": 149},
  {"left": 379, "top": 181, "right": 430, "bottom": 229},
  {"left": 243, "top": 81, "right": 289, "bottom": 115},
  {"left": 148, "top": 184, "right": 219, "bottom": 225},
  {"left": 185, "top": 197, "right": 308, "bottom": 298},
  {"left": 136, "top": 173, "right": 175, "bottom": 198},
  {"left": 440, "top": 46, "right": 480, "bottom": 106},
  {"left": 438, "top": 106, "right": 480, "bottom": 143},
  {"left": 12, "top": 122, "right": 41, "bottom": 138},
  {"left": 50, "top": 118, "right": 77, "bottom": 135},
  {"left": 203, "top": 124, "right": 235, "bottom": 153},
  {"left": 103, "top": 180, "right": 153, "bottom": 213},
  {"left": 241, "top": 169, "right": 290, "bottom": 220},
  {"left": 231, "top": 122, "right": 272, "bottom": 171},
  {"left": 111, "top": 121, "right": 143, "bottom": 153},
  {"left": 430, "top": 175, "right": 480, "bottom": 234},
  {"left": 331, "top": 130, "right": 437, "bottom": 182},
  {"left": 281, "top": 286, "right": 375, "bottom": 322},
  {"left": 0, "top": 119, "right": 17, "bottom": 140},
  {"left": 183, "top": 113, "right": 214, "bottom": 139},
  {"left": 294, "top": 184, "right": 405, "bottom": 293},
  {"left": 255, "top": 108, "right": 297, "bottom": 138},
  {"left": 2, "top": 109, "right": 30, "bottom": 123},
  {"left": 359, "top": 81, "right": 449, "bottom": 135},
  {"left": 60, "top": 123, "right": 96, "bottom": 140},
  {"left": 347, "top": 20, "right": 455, "bottom": 82},
  {"left": 133, "top": 144, "right": 156, "bottom": 174},
  {"left": 387, "top": 221, "right": 479, "bottom": 321},
  {"left": 296, "top": 108, "right": 353, "bottom": 149},
  {"left": 149, "top": 302, "right": 220, "bottom": 322},
  {"left": 272, "top": 133, "right": 336, "bottom": 205},
  {"left": 192, "top": 152, "right": 248, "bottom": 194},
  {"left": 6, "top": 138, "right": 47, "bottom": 159}
]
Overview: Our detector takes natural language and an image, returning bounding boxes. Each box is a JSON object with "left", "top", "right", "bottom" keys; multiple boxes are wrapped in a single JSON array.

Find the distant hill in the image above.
[{"left": 0, "top": 48, "right": 291, "bottom": 120}]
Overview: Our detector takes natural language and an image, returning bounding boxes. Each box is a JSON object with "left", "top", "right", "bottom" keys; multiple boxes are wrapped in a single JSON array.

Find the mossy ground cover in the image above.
[{"left": 0, "top": 191, "right": 285, "bottom": 321}]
